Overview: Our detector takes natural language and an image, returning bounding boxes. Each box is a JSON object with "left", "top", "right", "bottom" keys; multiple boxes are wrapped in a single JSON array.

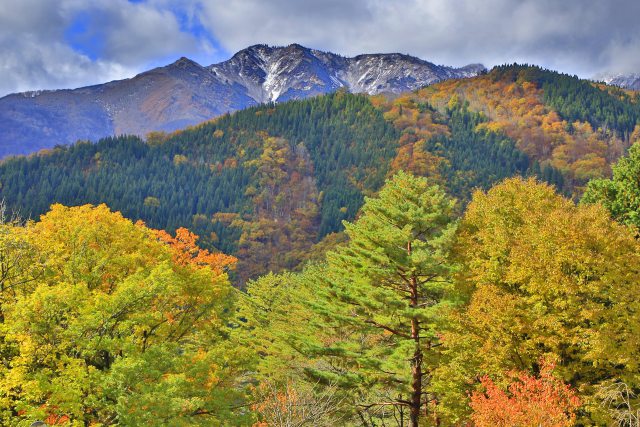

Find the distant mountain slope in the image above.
[
  {"left": 208, "top": 43, "right": 484, "bottom": 102},
  {"left": 0, "top": 44, "right": 484, "bottom": 158},
  {"left": 599, "top": 73, "right": 640, "bottom": 91},
  {"left": 0, "top": 88, "right": 557, "bottom": 283},
  {"left": 415, "top": 64, "right": 640, "bottom": 190}
]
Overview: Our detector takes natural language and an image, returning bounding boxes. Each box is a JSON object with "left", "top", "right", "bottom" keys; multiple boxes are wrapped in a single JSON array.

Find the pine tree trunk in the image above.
[
  {"left": 410, "top": 314, "right": 422, "bottom": 427},
  {"left": 408, "top": 240, "right": 422, "bottom": 427}
]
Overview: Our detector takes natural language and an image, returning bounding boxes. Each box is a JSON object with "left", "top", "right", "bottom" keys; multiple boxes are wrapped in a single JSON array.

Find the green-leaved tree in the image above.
[
  {"left": 582, "top": 142, "right": 640, "bottom": 230},
  {"left": 305, "top": 171, "right": 458, "bottom": 426}
]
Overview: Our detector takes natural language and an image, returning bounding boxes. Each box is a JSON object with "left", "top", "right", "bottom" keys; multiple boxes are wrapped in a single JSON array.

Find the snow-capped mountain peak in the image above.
[
  {"left": 0, "top": 43, "right": 484, "bottom": 158},
  {"left": 596, "top": 72, "right": 640, "bottom": 91},
  {"left": 209, "top": 44, "right": 485, "bottom": 103}
]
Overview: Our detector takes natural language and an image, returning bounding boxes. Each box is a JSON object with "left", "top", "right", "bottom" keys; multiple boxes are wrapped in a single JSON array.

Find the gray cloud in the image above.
[
  {"left": 0, "top": 0, "right": 208, "bottom": 96},
  {"left": 1, "top": 0, "right": 639, "bottom": 96},
  {"left": 200, "top": 0, "right": 640, "bottom": 77}
]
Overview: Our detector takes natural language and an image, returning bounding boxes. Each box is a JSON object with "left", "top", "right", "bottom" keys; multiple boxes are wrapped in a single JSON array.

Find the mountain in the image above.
[
  {"left": 0, "top": 90, "right": 538, "bottom": 283},
  {"left": 208, "top": 43, "right": 484, "bottom": 103},
  {"left": 0, "top": 44, "right": 484, "bottom": 158},
  {"left": 598, "top": 72, "right": 640, "bottom": 90},
  {"left": 4, "top": 64, "right": 639, "bottom": 283},
  {"left": 0, "top": 57, "right": 253, "bottom": 158}
]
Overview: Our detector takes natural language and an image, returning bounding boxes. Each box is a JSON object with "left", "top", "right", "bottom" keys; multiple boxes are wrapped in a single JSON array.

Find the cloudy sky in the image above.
[{"left": 1, "top": 0, "right": 639, "bottom": 97}]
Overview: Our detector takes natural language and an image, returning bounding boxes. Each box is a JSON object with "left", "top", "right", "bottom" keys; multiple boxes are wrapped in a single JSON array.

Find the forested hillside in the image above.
[
  {"left": 419, "top": 64, "right": 640, "bottom": 190},
  {"left": 0, "top": 90, "right": 548, "bottom": 283},
  {"left": 3, "top": 165, "right": 640, "bottom": 425},
  {"left": 0, "top": 65, "right": 638, "bottom": 283},
  {"left": 2, "top": 63, "right": 640, "bottom": 426}
]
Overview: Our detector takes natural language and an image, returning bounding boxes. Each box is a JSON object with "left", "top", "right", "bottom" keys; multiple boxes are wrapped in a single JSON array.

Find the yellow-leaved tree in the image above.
[
  {"left": 0, "top": 204, "right": 250, "bottom": 425},
  {"left": 432, "top": 178, "right": 640, "bottom": 425}
]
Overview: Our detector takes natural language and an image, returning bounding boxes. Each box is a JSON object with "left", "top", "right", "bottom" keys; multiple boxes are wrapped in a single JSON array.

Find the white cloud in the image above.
[
  {"left": 198, "top": 0, "right": 640, "bottom": 77},
  {"left": 0, "top": 33, "right": 132, "bottom": 95},
  {"left": 1, "top": 0, "right": 640, "bottom": 96},
  {"left": 0, "top": 0, "right": 210, "bottom": 96}
]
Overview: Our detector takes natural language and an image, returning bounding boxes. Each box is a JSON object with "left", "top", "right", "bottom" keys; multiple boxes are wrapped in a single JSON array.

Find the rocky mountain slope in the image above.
[
  {"left": 209, "top": 43, "right": 484, "bottom": 102},
  {"left": 598, "top": 73, "right": 640, "bottom": 90},
  {"left": 0, "top": 44, "right": 484, "bottom": 158}
]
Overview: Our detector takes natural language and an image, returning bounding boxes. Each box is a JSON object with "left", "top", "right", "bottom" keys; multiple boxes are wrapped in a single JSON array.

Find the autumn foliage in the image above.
[
  {"left": 470, "top": 361, "right": 581, "bottom": 427},
  {"left": 416, "top": 66, "right": 639, "bottom": 191},
  {"left": 251, "top": 382, "right": 302, "bottom": 427},
  {"left": 251, "top": 381, "right": 340, "bottom": 427},
  {"left": 153, "top": 226, "right": 237, "bottom": 274},
  {"left": 1, "top": 66, "right": 640, "bottom": 425},
  {"left": 0, "top": 204, "right": 246, "bottom": 425}
]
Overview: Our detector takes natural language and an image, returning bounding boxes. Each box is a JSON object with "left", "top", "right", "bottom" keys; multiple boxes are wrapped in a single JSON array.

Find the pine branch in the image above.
[{"left": 362, "top": 319, "right": 411, "bottom": 339}]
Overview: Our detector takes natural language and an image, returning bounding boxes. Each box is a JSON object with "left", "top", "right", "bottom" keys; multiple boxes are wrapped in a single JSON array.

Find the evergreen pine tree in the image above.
[{"left": 309, "top": 171, "right": 458, "bottom": 426}]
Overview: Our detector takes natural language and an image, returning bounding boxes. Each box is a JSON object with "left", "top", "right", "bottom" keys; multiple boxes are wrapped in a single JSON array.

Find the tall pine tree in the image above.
[{"left": 309, "top": 171, "right": 458, "bottom": 426}]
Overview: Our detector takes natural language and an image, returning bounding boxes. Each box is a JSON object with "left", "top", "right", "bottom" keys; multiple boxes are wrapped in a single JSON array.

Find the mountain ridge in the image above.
[
  {"left": 600, "top": 73, "right": 640, "bottom": 91},
  {"left": 208, "top": 43, "right": 485, "bottom": 103},
  {"left": 0, "top": 43, "right": 484, "bottom": 158}
]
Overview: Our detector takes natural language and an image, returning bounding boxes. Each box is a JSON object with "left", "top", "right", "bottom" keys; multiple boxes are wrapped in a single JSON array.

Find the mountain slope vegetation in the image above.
[
  {"left": 0, "top": 64, "right": 638, "bottom": 283},
  {"left": 0, "top": 92, "right": 549, "bottom": 283},
  {"left": 0, "top": 43, "right": 484, "bottom": 158},
  {"left": 416, "top": 64, "right": 640, "bottom": 190},
  {"left": 2, "top": 64, "right": 640, "bottom": 426}
]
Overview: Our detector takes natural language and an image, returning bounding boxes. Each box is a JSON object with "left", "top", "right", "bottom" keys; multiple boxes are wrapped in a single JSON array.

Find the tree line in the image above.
[
  {"left": 1, "top": 143, "right": 639, "bottom": 424},
  {"left": 0, "top": 89, "right": 568, "bottom": 284}
]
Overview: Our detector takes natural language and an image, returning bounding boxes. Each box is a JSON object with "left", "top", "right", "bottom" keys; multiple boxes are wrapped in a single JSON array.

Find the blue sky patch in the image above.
[{"left": 64, "top": 11, "right": 105, "bottom": 61}]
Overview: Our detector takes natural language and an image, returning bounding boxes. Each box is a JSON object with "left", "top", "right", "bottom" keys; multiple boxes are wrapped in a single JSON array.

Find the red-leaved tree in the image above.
[{"left": 470, "top": 361, "right": 581, "bottom": 427}]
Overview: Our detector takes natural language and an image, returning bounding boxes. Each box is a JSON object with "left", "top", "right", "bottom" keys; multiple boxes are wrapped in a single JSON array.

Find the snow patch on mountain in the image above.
[
  {"left": 209, "top": 44, "right": 485, "bottom": 103},
  {"left": 596, "top": 72, "right": 640, "bottom": 91}
]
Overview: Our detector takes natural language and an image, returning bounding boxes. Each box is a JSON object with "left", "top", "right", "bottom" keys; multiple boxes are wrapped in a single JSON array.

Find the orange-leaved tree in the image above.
[
  {"left": 470, "top": 360, "right": 581, "bottom": 427},
  {"left": 152, "top": 226, "right": 237, "bottom": 273}
]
